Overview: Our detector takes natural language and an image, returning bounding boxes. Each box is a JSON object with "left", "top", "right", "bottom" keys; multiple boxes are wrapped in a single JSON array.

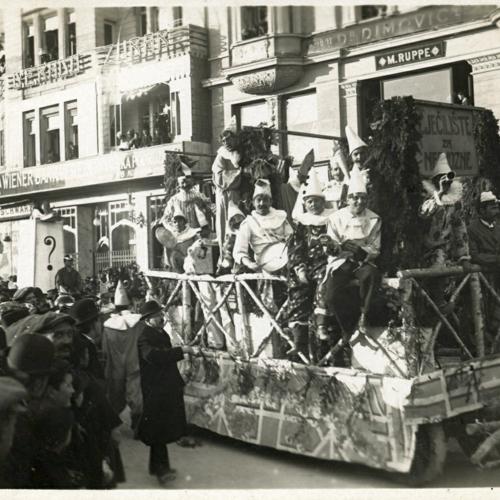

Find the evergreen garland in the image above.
[
  {"left": 162, "top": 153, "right": 197, "bottom": 202},
  {"left": 366, "top": 96, "right": 424, "bottom": 274},
  {"left": 474, "top": 108, "right": 500, "bottom": 191}
]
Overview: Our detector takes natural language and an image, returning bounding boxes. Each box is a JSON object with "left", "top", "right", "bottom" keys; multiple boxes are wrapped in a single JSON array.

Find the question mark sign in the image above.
[{"left": 44, "top": 236, "right": 56, "bottom": 271}]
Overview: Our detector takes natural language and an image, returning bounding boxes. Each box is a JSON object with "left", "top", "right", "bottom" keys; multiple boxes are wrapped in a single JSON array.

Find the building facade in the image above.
[{"left": 0, "top": 5, "right": 498, "bottom": 279}]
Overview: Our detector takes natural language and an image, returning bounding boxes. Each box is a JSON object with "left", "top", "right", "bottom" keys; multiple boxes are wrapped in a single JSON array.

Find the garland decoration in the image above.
[
  {"left": 366, "top": 96, "right": 424, "bottom": 274},
  {"left": 162, "top": 152, "right": 198, "bottom": 202}
]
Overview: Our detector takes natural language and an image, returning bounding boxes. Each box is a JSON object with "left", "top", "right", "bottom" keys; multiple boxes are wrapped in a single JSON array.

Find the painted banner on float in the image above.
[{"left": 415, "top": 101, "right": 478, "bottom": 177}]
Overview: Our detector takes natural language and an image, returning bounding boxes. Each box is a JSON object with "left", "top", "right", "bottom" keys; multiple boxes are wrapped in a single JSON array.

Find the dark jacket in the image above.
[
  {"left": 136, "top": 323, "right": 186, "bottom": 446},
  {"left": 468, "top": 217, "right": 500, "bottom": 270}
]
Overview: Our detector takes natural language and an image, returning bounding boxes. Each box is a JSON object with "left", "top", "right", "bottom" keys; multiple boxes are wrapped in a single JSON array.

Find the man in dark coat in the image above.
[{"left": 136, "top": 300, "right": 193, "bottom": 485}]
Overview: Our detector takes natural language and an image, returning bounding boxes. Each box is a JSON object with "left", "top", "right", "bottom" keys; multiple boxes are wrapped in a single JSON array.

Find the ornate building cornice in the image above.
[{"left": 468, "top": 53, "right": 500, "bottom": 74}]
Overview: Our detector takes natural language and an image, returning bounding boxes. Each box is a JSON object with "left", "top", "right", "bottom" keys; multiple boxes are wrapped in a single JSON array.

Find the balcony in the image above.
[
  {"left": 225, "top": 33, "right": 304, "bottom": 95},
  {"left": 95, "top": 25, "right": 208, "bottom": 67},
  {"left": 0, "top": 141, "right": 212, "bottom": 200},
  {"left": 6, "top": 25, "right": 208, "bottom": 93}
]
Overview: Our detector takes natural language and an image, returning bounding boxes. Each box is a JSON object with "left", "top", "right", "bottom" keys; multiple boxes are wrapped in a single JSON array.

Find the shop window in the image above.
[
  {"left": 64, "top": 101, "right": 78, "bottom": 160},
  {"left": 172, "top": 7, "right": 183, "bottom": 27},
  {"left": 24, "top": 22, "right": 35, "bottom": 68},
  {"left": 284, "top": 91, "right": 318, "bottom": 162},
  {"left": 170, "top": 91, "right": 181, "bottom": 137},
  {"left": 360, "top": 5, "right": 387, "bottom": 20},
  {"left": 23, "top": 111, "right": 36, "bottom": 168},
  {"left": 40, "top": 105, "right": 61, "bottom": 164},
  {"left": 109, "top": 104, "right": 122, "bottom": 147},
  {"left": 235, "top": 100, "right": 268, "bottom": 128},
  {"left": 55, "top": 207, "right": 77, "bottom": 255},
  {"left": 241, "top": 7, "right": 268, "bottom": 40},
  {"left": 67, "top": 10, "right": 77, "bottom": 56},
  {"left": 104, "top": 21, "right": 115, "bottom": 45},
  {"left": 43, "top": 15, "right": 59, "bottom": 62}
]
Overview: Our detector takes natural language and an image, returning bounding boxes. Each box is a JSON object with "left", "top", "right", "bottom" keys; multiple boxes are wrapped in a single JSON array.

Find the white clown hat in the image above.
[
  {"left": 347, "top": 167, "right": 367, "bottom": 195},
  {"left": 114, "top": 280, "right": 130, "bottom": 307},
  {"left": 227, "top": 200, "right": 245, "bottom": 222},
  {"left": 224, "top": 115, "right": 238, "bottom": 134},
  {"left": 345, "top": 125, "right": 367, "bottom": 156},
  {"left": 429, "top": 152, "right": 454, "bottom": 179},
  {"left": 480, "top": 191, "right": 498, "bottom": 204},
  {"left": 303, "top": 168, "right": 325, "bottom": 199},
  {"left": 253, "top": 179, "right": 272, "bottom": 199}
]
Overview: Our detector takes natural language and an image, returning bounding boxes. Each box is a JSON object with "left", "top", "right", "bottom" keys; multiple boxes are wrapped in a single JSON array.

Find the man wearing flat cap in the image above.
[{"left": 55, "top": 255, "right": 83, "bottom": 297}]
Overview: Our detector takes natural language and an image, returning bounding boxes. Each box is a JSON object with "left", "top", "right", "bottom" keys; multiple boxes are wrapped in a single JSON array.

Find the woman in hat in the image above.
[{"left": 136, "top": 300, "right": 195, "bottom": 485}]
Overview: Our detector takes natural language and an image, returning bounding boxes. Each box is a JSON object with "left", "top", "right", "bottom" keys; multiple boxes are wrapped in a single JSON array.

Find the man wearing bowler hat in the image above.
[{"left": 136, "top": 300, "right": 195, "bottom": 485}]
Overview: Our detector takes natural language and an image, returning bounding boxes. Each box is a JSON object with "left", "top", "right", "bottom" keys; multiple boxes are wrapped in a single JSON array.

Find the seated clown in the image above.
[
  {"left": 286, "top": 168, "right": 331, "bottom": 360},
  {"left": 318, "top": 168, "right": 381, "bottom": 341},
  {"left": 233, "top": 179, "right": 293, "bottom": 274}
]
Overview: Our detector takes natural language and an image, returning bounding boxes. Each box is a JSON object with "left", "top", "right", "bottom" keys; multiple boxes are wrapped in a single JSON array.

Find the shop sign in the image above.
[
  {"left": 307, "top": 5, "right": 494, "bottom": 55},
  {"left": 0, "top": 170, "right": 65, "bottom": 195},
  {"left": 0, "top": 204, "right": 33, "bottom": 221},
  {"left": 375, "top": 41, "right": 445, "bottom": 70},
  {"left": 415, "top": 102, "right": 478, "bottom": 177},
  {"left": 9, "top": 54, "right": 85, "bottom": 90}
]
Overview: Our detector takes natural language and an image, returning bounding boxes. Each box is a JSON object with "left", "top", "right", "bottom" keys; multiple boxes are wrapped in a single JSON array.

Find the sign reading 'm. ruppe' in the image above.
[
  {"left": 375, "top": 41, "right": 445, "bottom": 70},
  {"left": 415, "top": 101, "right": 478, "bottom": 177}
]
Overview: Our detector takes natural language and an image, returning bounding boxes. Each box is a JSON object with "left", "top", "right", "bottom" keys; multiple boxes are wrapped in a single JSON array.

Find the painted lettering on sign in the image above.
[
  {"left": 0, "top": 171, "right": 65, "bottom": 194},
  {"left": 376, "top": 41, "right": 445, "bottom": 70},
  {"left": 307, "top": 5, "right": 494, "bottom": 55},
  {"left": 415, "top": 102, "right": 478, "bottom": 176}
]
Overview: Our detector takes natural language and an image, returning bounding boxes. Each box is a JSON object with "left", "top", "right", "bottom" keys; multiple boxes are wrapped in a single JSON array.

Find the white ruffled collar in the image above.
[
  {"left": 422, "top": 179, "right": 463, "bottom": 206},
  {"left": 295, "top": 211, "right": 331, "bottom": 226},
  {"left": 250, "top": 208, "right": 287, "bottom": 230}
]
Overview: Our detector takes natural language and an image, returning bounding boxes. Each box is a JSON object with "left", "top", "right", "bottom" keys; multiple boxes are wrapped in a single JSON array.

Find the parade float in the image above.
[{"left": 147, "top": 97, "right": 500, "bottom": 485}]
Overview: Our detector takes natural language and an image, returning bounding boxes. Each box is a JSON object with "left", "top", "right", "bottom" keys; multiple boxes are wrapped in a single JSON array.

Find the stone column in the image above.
[
  {"left": 146, "top": 7, "right": 156, "bottom": 33},
  {"left": 273, "top": 6, "right": 291, "bottom": 33},
  {"left": 468, "top": 53, "right": 500, "bottom": 120},
  {"left": 33, "top": 13, "right": 42, "bottom": 66},
  {"left": 57, "top": 8, "right": 66, "bottom": 59},
  {"left": 340, "top": 80, "right": 362, "bottom": 136}
]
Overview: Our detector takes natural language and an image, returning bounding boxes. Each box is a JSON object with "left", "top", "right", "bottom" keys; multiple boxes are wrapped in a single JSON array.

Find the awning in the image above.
[{"left": 121, "top": 82, "right": 169, "bottom": 102}]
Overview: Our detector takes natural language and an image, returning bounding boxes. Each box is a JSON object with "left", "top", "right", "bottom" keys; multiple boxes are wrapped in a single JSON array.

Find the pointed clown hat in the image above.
[
  {"left": 227, "top": 200, "right": 245, "bottom": 223},
  {"left": 253, "top": 178, "right": 272, "bottom": 199},
  {"left": 347, "top": 167, "right": 367, "bottom": 195},
  {"left": 429, "top": 152, "right": 454, "bottom": 179},
  {"left": 224, "top": 115, "right": 238, "bottom": 134},
  {"left": 298, "top": 149, "right": 315, "bottom": 178},
  {"left": 345, "top": 125, "right": 367, "bottom": 156},
  {"left": 114, "top": 280, "right": 130, "bottom": 307},
  {"left": 303, "top": 168, "right": 325, "bottom": 199}
]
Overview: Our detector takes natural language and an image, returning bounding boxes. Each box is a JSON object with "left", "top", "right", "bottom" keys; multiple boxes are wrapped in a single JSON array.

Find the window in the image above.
[
  {"left": 284, "top": 92, "right": 318, "bottom": 162},
  {"left": 55, "top": 207, "right": 77, "bottom": 255},
  {"left": 139, "top": 7, "right": 147, "bottom": 36},
  {"left": 40, "top": 105, "right": 61, "bottom": 164},
  {"left": 109, "top": 104, "right": 121, "bottom": 147},
  {"left": 172, "top": 7, "right": 183, "bottom": 27},
  {"left": 43, "top": 15, "right": 59, "bottom": 62},
  {"left": 67, "top": 11, "right": 77, "bottom": 56},
  {"left": 241, "top": 7, "right": 268, "bottom": 40},
  {"left": 23, "top": 111, "right": 36, "bottom": 167},
  {"left": 236, "top": 100, "right": 268, "bottom": 128},
  {"left": 170, "top": 91, "right": 181, "bottom": 137},
  {"left": 64, "top": 101, "right": 78, "bottom": 160},
  {"left": 360, "top": 5, "right": 387, "bottom": 20},
  {"left": 24, "top": 23, "right": 35, "bottom": 68},
  {"left": 104, "top": 21, "right": 115, "bottom": 45}
]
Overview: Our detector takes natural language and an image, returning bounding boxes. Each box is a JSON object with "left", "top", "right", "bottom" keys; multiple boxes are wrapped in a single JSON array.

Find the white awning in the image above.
[{"left": 121, "top": 82, "right": 169, "bottom": 102}]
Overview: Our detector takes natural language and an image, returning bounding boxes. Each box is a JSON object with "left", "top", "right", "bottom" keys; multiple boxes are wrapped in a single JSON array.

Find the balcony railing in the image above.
[
  {"left": 7, "top": 53, "right": 93, "bottom": 91},
  {"left": 96, "top": 25, "right": 208, "bottom": 67},
  {"left": 6, "top": 25, "right": 208, "bottom": 92}
]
